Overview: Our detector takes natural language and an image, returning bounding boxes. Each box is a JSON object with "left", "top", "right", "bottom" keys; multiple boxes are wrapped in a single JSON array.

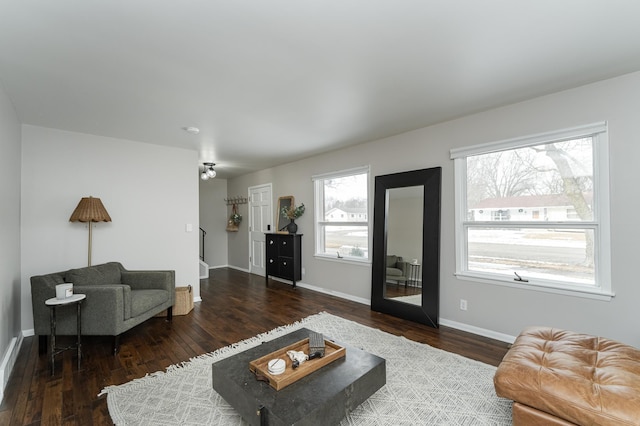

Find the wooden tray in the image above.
[{"left": 249, "top": 338, "right": 346, "bottom": 390}]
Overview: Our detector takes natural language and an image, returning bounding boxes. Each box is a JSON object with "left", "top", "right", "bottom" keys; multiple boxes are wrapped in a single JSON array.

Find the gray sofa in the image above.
[
  {"left": 31, "top": 262, "right": 175, "bottom": 353},
  {"left": 386, "top": 255, "right": 408, "bottom": 285}
]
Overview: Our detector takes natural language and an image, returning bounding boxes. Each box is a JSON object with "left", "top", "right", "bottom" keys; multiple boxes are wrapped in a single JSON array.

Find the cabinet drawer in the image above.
[
  {"left": 266, "top": 257, "right": 278, "bottom": 274},
  {"left": 266, "top": 236, "right": 277, "bottom": 252},
  {"left": 278, "top": 238, "right": 293, "bottom": 257},
  {"left": 278, "top": 257, "right": 294, "bottom": 278}
]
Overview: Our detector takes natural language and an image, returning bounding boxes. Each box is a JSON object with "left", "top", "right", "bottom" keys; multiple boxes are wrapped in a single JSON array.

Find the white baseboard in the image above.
[
  {"left": 295, "top": 281, "right": 371, "bottom": 306},
  {"left": 439, "top": 318, "right": 516, "bottom": 344},
  {"left": 226, "top": 264, "right": 250, "bottom": 273},
  {"left": 206, "top": 264, "right": 235, "bottom": 270},
  {"left": 0, "top": 333, "right": 24, "bottom": 404}
]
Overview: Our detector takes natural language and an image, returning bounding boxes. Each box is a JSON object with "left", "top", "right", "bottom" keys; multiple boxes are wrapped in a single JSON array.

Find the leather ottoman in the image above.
[{"left": 494, "top": 326, "right": 640, "bottom": 425}]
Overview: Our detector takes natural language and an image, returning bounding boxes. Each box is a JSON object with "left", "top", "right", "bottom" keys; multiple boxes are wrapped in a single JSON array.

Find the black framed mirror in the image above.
[{"left": 371, "top": 167, "right": 441, "bottom": 327}]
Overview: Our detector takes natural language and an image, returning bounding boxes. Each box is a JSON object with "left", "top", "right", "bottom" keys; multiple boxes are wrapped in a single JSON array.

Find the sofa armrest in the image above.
[
  {"left": 121, "top": 270, "right": 175, "bottom": 309},
  {"left": 31, "top": 273, "right": 64, "bottom": 336},
  {"left": 121, "top": 270, "right": 174, "bottom": 290},
  {"left": 73, "top": 285, "right": 129, "bottom": 334}
]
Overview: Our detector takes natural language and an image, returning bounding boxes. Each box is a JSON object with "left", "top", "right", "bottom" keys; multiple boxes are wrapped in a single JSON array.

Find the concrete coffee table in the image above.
[{"left": 212, "top": 327, "right": 386, "bottom": 426}]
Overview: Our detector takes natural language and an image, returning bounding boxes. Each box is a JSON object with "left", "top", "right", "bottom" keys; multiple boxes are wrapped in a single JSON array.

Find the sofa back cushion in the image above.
[
  {"left": 387, "top": 255, "right": 404, "bottom": 267},
  {"left": 66, "top": 262, "right": 122, "bottom": 286}
]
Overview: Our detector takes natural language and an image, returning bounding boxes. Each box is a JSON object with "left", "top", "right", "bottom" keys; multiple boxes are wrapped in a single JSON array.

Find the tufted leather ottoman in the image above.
[{"left": 494, "top": 326, "right": 640, "bottom": 425}]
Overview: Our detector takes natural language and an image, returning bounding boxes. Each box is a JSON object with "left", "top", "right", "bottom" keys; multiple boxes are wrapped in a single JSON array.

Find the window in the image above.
[
  {"left": 450, "top": 122, "right": 612, "bottom": 299},
  {"left": 313, "top": 166, "right": 370, "bottom": 261}
]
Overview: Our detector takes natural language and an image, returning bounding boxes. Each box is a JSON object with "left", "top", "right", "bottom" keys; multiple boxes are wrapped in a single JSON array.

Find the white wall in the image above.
[
  {"left": 0, "top": 80, "right": 22, "bottom": 400},
  {"left": 20, "top": 126, "right": 200, "bottom": 331},
  {"left": 228, "top": 71, "right": 640, "bottom": 347},
  {"left": 199, "top": 177, "right": 229, "bottom": 269}
]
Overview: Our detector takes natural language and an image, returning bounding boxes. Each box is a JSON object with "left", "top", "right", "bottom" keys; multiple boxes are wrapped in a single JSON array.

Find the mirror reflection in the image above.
[
  {"left": 385, "top": 186, "right": 423, "bottom": 305},
  {"left": 276, "top": 196, "right": 294, "bottom": 233}
]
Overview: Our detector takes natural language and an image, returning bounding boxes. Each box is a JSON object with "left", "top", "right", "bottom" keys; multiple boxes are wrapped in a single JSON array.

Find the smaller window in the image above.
[{"left": 313, "top": 166, "right": 370, "bottom": 261}]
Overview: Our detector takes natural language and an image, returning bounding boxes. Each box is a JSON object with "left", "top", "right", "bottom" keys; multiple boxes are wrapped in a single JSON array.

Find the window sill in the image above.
[
  {"left": 454, "top": 272, "right": 614, "bottom": 301},
  {"left": 314, "top": 254, "right": 371, "bottom": 267}
]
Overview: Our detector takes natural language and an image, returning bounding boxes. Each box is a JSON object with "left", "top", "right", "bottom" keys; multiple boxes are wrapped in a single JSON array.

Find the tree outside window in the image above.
[{"left": 451, "top": 123, "right": 611, "bottom": 298}]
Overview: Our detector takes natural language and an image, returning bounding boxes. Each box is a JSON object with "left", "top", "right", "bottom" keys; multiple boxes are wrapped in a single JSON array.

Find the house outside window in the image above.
[
  {"left": 313, "top": 166, "right": 370, "bottom": 261},
  {"left": 450, "top": 122, "right": 612, "bottom": 299}
]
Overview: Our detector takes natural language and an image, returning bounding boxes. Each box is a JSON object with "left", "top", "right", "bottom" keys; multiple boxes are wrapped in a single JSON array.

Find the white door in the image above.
[{"left": 248, "top": 183, "right": 273, "bottom": 276}]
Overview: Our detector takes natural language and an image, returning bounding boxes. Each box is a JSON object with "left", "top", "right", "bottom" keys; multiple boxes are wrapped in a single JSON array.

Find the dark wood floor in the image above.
[
  {"left": 385, "top": 281, "right": 422, "bottom": 298},
  {"left": 0, "top": 268, "right": 510, "bottom": 425}
]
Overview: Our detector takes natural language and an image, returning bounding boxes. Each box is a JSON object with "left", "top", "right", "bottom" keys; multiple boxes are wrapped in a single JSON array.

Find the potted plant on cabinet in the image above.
[{"left": 281, "top": 203, "right": 305, "bottom": 234}]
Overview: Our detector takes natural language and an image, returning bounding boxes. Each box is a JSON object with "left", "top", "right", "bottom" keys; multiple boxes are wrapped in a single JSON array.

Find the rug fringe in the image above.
[
  {"left": 98, "top": 311, "right": 328, "bottom": 397},
  {"left": 97, "top": 369, "right": 169, "bottom": 397}
]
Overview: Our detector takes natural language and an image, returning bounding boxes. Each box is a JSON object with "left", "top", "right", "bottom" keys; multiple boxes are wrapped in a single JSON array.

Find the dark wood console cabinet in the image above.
[{"left": 265, "top": 233, "right": 302, "bottom": 288}]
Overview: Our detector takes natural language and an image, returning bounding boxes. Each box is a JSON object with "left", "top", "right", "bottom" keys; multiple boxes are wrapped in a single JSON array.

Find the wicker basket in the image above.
[{"left": 156, "top": 285, "right": 194, "bottom": 316}]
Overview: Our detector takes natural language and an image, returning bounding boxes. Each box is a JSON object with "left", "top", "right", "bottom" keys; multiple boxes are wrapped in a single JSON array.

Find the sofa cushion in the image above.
[
  {"left": 386, "top": 267, "right": 404, "bottom": 277},
  {"left": 130, "top": 289, "right": 170, "bottom": 318},
  {"left": 66, "top": 262, "right": 122, "bottom": 286}
]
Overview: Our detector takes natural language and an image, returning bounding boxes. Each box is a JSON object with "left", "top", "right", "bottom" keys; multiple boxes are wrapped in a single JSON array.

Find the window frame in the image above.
[
  {"left": 312, "top": 166, "right": 371, "bottom": 264},
  {"left": 450, "top": 122, "right": 613, "bottom": 300}
]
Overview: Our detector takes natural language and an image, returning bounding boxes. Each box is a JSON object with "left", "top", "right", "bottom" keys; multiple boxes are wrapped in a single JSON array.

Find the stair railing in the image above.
[{"left": 199, "top": 227, "right": 206, "bottom": 261}]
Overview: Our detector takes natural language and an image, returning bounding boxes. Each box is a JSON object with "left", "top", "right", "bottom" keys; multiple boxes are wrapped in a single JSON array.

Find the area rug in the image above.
[{"left": 101, "top": 312, "right": 512, "bottom": 425}]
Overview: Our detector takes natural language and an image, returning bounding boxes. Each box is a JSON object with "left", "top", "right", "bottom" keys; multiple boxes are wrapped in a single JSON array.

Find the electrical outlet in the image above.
[
  {"left": 459, "top": 299, "right": 468, "bottom": 311},
  {"left": 301, "top": 267, "right": 305, "bottom": 275}
]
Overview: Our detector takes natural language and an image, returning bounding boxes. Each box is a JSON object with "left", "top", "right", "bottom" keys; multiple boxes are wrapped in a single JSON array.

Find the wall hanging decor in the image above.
[
  {"left": 226, "top": 203, "right": 242, "bottom": 232},
  {"left": 224, "top": 196, "right": 247, "bottom": 206}
]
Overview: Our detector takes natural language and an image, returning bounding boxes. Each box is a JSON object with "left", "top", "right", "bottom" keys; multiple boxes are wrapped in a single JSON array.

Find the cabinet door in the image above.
[
  {"left": 278, "top": 257, "right": 294, "bottom": 279},
  {"left": 266, "top": 235, "right": 278, "bottom": 274},
  {"left": 278, "top": 236, "right": 294, "bottom": 257}
]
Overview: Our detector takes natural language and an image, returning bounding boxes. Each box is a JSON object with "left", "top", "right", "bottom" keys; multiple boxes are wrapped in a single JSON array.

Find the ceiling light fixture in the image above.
[
  {"left": 201, "top": 163, "right": 217, "bottom": 180},
  {"left": 184, "top": 126, "right": 200, "bottom": 135}
]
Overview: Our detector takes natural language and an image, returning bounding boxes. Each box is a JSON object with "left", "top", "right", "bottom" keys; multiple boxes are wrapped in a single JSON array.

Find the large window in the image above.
[
  {"left": 313, "top": 166, "right": 370, "bottom": 262},
  {"left": 450, "top": 123, "right": 612, "bottom": 299}
]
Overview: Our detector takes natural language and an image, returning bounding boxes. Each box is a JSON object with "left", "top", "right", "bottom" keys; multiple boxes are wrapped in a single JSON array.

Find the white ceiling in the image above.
[{"left": 2, "top": 1, "right": 640, "bottom": 178}]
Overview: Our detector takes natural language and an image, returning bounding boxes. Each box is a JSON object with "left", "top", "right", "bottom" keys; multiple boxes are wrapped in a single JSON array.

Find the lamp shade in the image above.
[{"left": 69, "top": 196, "right": 112, "bottom": 223}]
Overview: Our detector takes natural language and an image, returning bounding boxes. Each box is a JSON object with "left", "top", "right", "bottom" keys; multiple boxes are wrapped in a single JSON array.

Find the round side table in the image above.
[
  {"left": 407, "top": 263, "right": 421, "bottom": 287},
  {"left": 45, "top": 294, "right": 86, "bottom": 375}
]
